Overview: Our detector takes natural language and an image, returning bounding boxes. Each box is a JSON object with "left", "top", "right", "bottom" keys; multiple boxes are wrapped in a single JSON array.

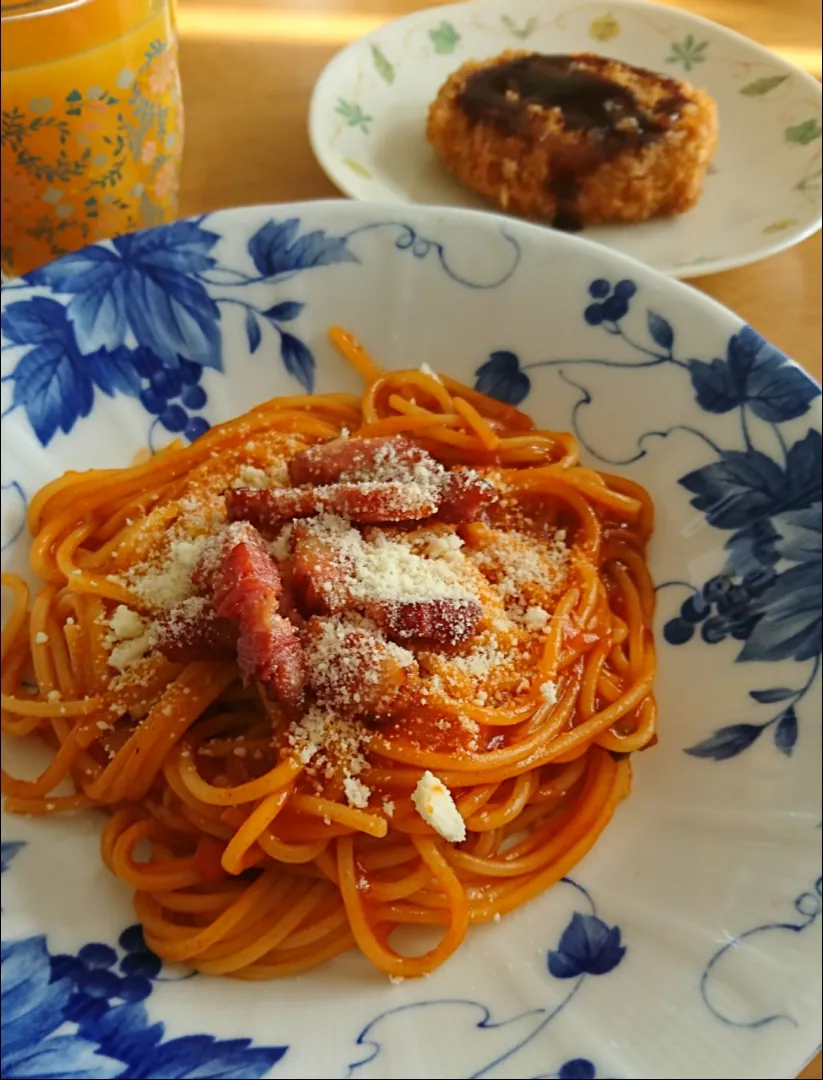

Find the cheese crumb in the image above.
[
  {"left": 426, "top": 533, "right": 464, "bottom": 559},
  {"left": 343, "top": 776, "right": 371, "bottom": 810},
  {"left": 523, "top": 606, "right": 550, "bottom": 630},
  {"left": 108, "top": 635, "right": 152, "bottom": 672},
  {"left": 389, "top": 974, "right": 405, "bottom": 985},
  {"left": 307, "top": 515, "right": 474, "bottom": 605},
  {"left": 231, "top": 465, "right": 272, "bottom": 490},
  {"left": 109, "top": 605, "right": 145, "bottom": 640},
  {"left": 269, "top": 524, "right": 293, "bottom": 562},
  {"left": 115, "top": 534, "right": 210, "bottom": 609},
  {"left": 382, "top": 798, "right": 395, "bottom": 818},
  {"left": 539, "top": 680, "right": 558, "bottom": 705},
  {"left": 172, "top": 540, "right": 206, "bottom": 568},
  {"left": 411, "top": 771, "right": 466, "bottom": 843},
  {"left": 47, "top": 690, "right": 62, "bottom": 702},
  {"left": 35, "top": 631, "right": 49, "bottom": 645},
  {"left": 105, "top": 605, "right": 153, "bottom": 673}
]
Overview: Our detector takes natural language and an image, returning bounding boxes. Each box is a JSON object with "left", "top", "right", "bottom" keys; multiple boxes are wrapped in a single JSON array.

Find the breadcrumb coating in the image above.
[{"left": 426, "top": 51, "right": 718, "bottom": 228}]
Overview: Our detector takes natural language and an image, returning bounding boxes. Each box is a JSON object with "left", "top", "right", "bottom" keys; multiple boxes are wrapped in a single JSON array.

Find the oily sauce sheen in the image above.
[{"left": 457, "top": 53, "right": 685, "bottom": 230}]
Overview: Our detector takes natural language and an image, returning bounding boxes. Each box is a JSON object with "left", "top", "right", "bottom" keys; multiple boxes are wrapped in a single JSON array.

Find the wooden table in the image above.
[{"left": 175, "top": 2, "right": 821, "bottom": 1075}]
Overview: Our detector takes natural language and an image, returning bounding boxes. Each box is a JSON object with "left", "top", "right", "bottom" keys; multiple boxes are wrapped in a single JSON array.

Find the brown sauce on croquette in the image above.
[{"left": 458, "top": 54, "right": 686, "bottom": 231}]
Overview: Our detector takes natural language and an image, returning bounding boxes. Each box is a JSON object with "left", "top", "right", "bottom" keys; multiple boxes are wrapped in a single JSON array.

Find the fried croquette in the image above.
[{"left": 426, "top": 51, "right": 718, "bottom": 229}]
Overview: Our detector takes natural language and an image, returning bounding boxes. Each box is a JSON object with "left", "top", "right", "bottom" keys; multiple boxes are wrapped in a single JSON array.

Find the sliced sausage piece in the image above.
[
  {"left": 290, "top": 522, "right": 354, "bottom": 614},
  {"left": 236, "top": 593, "right": 306, "bottom": 710},
  {"left": 304, "top": 616, "right": 418, "bottom": 715},
  {"left": 434, "top": 472, "right": 497, "bottom": 524},
  {"left": 152, "top": 601, "right": 238, "bottom": 663},
  {"left": 366, "top": 598, "right": 482, "bottom": 646},
  {"left": 212, "top": 535, "right": 283, "bottom": 621},
  {"left": 226, "top": 487, "right": 321, "bottom": 530},
  {"left": 227, "top": 481, "right": 439, "bottom": 528},
  {"left": 198, "top": 526, "right": 306, "bottom": 708},
  {"left": 288, "top": 435, "right": 432, "bottom": 486},
  {"left": 191, "top": 521, "right": 258, "bottom": 595}
]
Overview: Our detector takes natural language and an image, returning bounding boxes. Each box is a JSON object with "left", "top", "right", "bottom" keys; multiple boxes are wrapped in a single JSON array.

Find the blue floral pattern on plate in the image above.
[
  {"left": 2, "top": 203, "right": 820, "bottom": 1079},
  {"left": 701, "top": 873, "right": 822, "bottom": 1029},
  {"left": 1, "top": 838, "right": 613, "bottom": 1080},
  {"left": 346, "top": 880, "right": 619, "bottom": 1079},
  {"left": 0, "top": 843, "right": 284, "bottom": 1080},
  {"left": 1, "top": 218, "right": 355, "bottom": 446},
  {"left": 1, "top": 217, "right": 520, "bottom": 449},
  {"left": 474, "top": 278, "right": 821, "bottom": 761}
]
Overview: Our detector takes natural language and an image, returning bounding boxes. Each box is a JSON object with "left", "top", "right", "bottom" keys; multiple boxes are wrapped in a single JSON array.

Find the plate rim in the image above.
[
  {"left": 2, "top": 197, "right": 821, "bottom": 391},
  {"left": 307, "top": 0, "right": 823, "bottom": 280},
  {"left": 1, "top": 197, "right": 821, "bottom": 1080}
]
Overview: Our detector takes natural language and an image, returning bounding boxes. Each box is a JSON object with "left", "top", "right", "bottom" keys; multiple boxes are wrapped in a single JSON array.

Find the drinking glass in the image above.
[{"left": 1, "top": 0, "right": 184, "bottom": 279}]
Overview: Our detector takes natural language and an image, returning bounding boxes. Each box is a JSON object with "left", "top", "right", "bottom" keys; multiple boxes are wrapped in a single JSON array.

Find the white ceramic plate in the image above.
[
  {"left": 308, "top": 0, "right": 823, "bottom": 278},
  {"left": 1, "top": 201, "right": 821, "bottom": 1080}
]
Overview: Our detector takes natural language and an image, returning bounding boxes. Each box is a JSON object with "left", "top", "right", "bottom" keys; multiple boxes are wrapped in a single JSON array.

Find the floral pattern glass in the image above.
[{"left": 0, "top": 0, "right": 184, "bottom": 279}]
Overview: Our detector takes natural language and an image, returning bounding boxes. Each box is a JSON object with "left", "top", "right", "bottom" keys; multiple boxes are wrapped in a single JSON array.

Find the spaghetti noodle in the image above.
[{"left": 1, "top": 330, "right": 656, "bottom": 979}]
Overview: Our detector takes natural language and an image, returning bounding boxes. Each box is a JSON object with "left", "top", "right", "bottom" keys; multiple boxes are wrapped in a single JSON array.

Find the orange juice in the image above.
[{"left": 1, "top": 0, "right": 183, "bottom": 278}]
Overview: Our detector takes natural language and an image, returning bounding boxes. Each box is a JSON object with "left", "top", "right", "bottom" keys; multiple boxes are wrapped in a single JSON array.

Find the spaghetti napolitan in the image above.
[{"left": 1, "top": 330, "right": 656, "bottom": 979}]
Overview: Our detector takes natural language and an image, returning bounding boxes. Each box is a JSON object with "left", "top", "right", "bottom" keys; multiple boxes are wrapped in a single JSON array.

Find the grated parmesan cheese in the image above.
[
  {"left": 287, "top": 704, "right": 372, "bottom": 809},
  {"left": 305, "top": 613, "right": 416, "bottom": 709},
  {"left": 343, "top": 776, "right": 371, "bottom": 810},
  {"left": 108, "top": 635, "right": 152, "bottom": 672},
  {"left": 412, "top": 771, "right": 466, "bottom": 843},
  {"left": 308, "top": 516, "right": 475, "bottom": 604},
  {"left": 523, "top": 606, "right": 550, "bottom": 630},
  {"left": 113, "top": 534, "right": 210, "bottom": 609},
  {"left": 104, "top": 605, "right": 153, "bottom": 673},
  {"left": 171, "top": 540, "right": 206, "bottom": 568},
  {"left": 539, "top": 680, "right": 558, "bottom": 705},
  {"left": 108, "top": 605, "right": 145, "bottom": 641},
  {"left": 449, "top": 632, "right": 510, "bottom": 681},
  {"left": 34, "top": 632, "right": 49, "bottom": 645},
  {"left": 426, "top": 532, "right": 464, "bottom": 559},
  {"left": 269, "top": 523, "right": 293, "bottom": 563},
  {"left": 230, "top": 465, "right": 272, "bottom": 490},
  {"left": 466, "top": 528, "right": 568, "bottom": 618}
]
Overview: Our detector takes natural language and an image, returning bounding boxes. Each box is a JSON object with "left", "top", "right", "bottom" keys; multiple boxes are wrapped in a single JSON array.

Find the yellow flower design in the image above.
[{"left": 589, "top": 14, "right": 620, "bottom": 42}]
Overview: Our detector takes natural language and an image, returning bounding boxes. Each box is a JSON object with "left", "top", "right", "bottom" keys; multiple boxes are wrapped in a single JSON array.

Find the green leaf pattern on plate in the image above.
[
  {"left": 795, "top": 168, "right": 822, "bottom": 193},
  {"left": 371, "top": 46, "right": 395, "bottom": 85},
  {"left": 344, "top": 157, "right": 372, "bottom": 179},
  {"left": 740, "top": 74, "right": 788, "bottom": 96},
  {"left": 335, "top": 99, "right": 373, "bottom": 134},
  {"left": 589, "top": 13, "right": 621, "bottom": 42},
  {"left": 324, "top": 10, "right": 818, "bottom": 260},
  {"left": 666, "top": 34, "right": 709, "bottom": 72},
  {"left": 762, "top": 218, "right": 798, "bottom": 233},
  {"left": 500, "top": 14, "right": 538, "bottom": 40},
  {"left": 785, "top": 119, "right": 822, "bottom": 145},
  {"left": 429, "top": 21, "right": 461, "bottom": 54}
]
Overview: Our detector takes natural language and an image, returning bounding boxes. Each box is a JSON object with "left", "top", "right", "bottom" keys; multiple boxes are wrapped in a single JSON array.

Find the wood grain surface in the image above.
[{"left": 174, "top": 2, "right": 821, "bottom": 1074}]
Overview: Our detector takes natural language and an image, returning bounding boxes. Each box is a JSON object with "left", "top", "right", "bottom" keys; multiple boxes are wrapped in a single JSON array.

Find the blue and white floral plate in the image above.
[
  {"left": 309, "top": 0, "right": 823, "bottom": 278},
  {"left": 1, "top": 201, "right": 821, "bottom": 1080}
]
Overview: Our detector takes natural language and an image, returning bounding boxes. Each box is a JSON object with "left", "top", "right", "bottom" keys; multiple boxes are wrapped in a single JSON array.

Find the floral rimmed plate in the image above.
[
  {"left": 1, "top": 200, "right": 821, "bottom": 1079},
  {"left": 308, "top": 0, "right": 822, "bottom": 278}
]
